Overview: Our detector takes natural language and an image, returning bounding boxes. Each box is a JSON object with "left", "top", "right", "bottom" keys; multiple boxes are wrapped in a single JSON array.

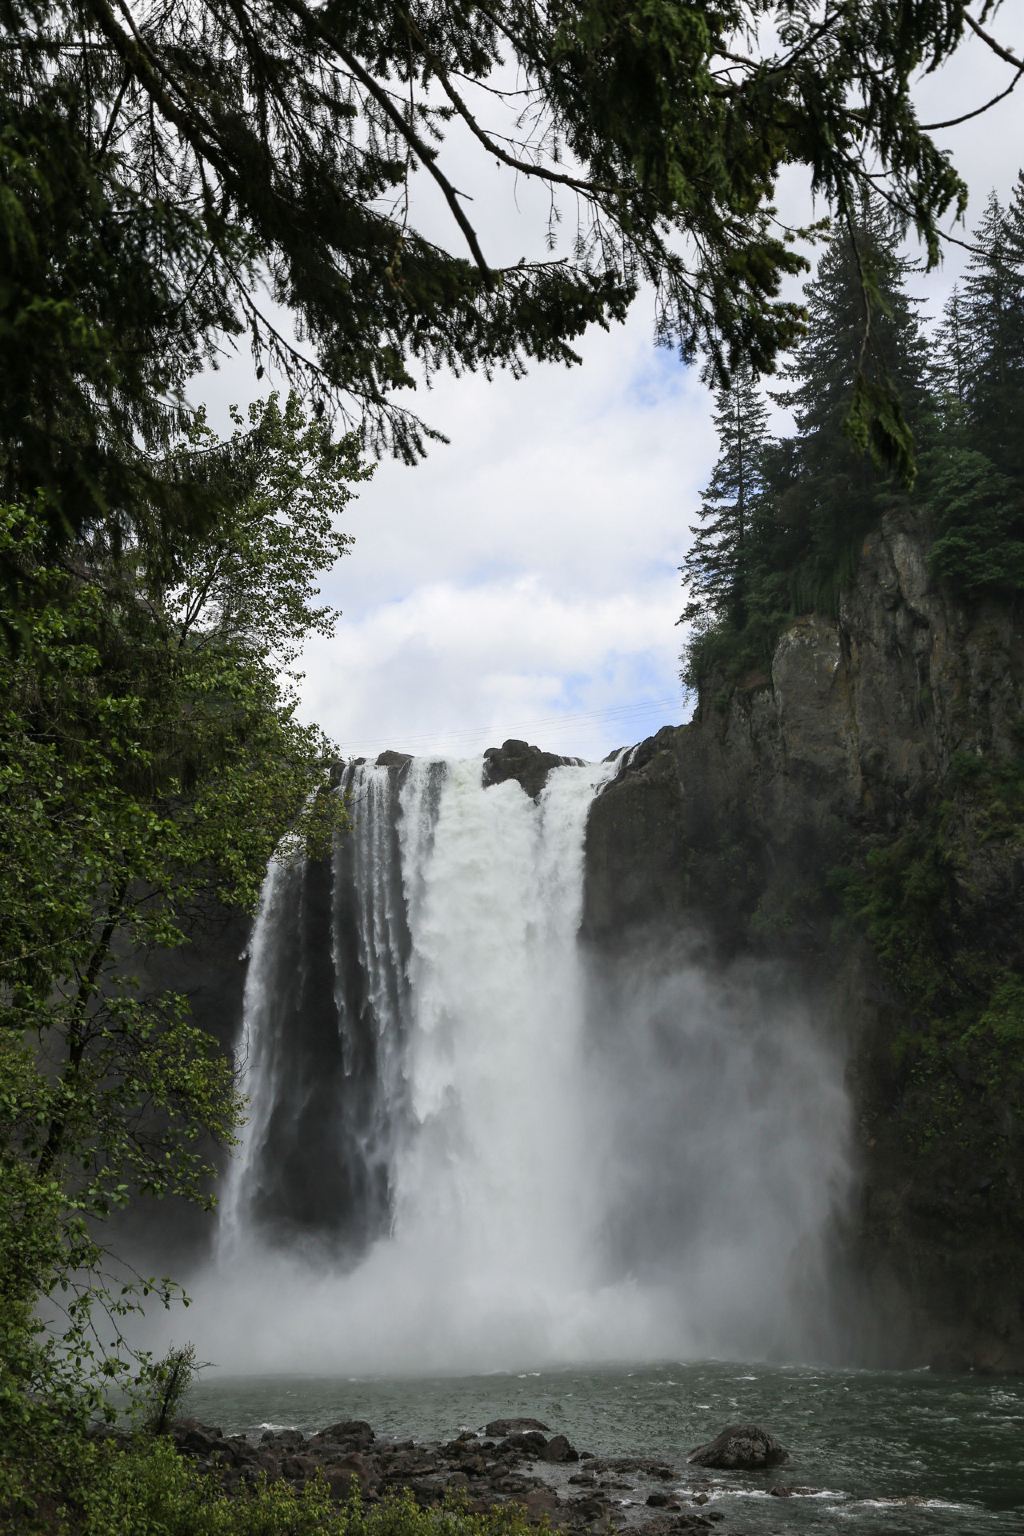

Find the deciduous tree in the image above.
[{"left": 0, "top": 396, "right": 364, "bottom": 1512}]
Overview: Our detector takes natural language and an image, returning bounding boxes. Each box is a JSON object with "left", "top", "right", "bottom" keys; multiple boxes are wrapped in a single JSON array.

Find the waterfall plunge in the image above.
[{"left": 193, "top": 755, "right": 850, "bottom": 1373}]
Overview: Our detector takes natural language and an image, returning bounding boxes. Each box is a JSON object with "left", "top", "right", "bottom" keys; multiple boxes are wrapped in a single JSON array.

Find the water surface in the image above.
[{"left": 188, "top": 1360, "right": 1024, "bottom": 1534}]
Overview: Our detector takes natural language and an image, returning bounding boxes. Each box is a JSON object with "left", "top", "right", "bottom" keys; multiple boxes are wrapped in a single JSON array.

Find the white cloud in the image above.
[
  {"left": 303, "top": 572, "right": 686, "bottom": 762},
  {"left": 297, "top": 305, "right": 708, "bottom": 759},
  {"left": 196, "top": 25, "right": 1024, "bottom": 764}
]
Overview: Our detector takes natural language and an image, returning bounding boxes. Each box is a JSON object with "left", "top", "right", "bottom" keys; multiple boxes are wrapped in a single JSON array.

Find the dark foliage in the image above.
[
  {"left": 0, "top": 0, "right": 996, "bottom": 572},
  {"left": 681, "top": 179, "right": 1024, "bottom": 687}
]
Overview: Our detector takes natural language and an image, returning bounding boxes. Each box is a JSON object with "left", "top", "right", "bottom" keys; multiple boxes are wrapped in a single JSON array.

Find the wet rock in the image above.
[
  {"left": 635, "top": 1514, "right": 716, "bottom": 1535},
  {"left": 644, "top": 1492, "right": 680, "bottom": 1508},
  {"left": 503, "top": 1431, "right": 549, "bottom": 1456},
  {"left": 485, "top": 1417, "right": 551, "bottom": 1437},
  {"left": 523, "top": 1486, "right": 562, "bottom": 1522},
  {"left": 281, "top": 1452, "right": 318, "bottom": 1480},
  {"left": 444, "top": 1437, "right": 480, "bottom": 1458},
  {"left": 172, "top": 1419, "right": 225, "bottom": 1456},
  {"left": 211, "top": 1437, "right": 259, "bottom": 1470},
  {"left": 568, "top": 1493, "right": 614, "bottom": 1528},
  {"left": 323, "top": 1450, "right": 373, "bottom": 1487},
  {"left": 687, "top": 1423, "right": 789, "bottom": 1470},
  {"left": 498, "top": 1476, "right": 532, "bottom": 1497},
  {"left": 481, "top": 742, "right": 582, "bottom": 801},
  {"left": 542, "top": 1434, "right": 580, "bottom": 1463},
  {"left": 589, "top": 1457, "right": 672, "bottom": 1479},
  {"left": 260, "top": 1428, "right": 305, "bottom": 1448},
  {"left": 171, "top": 1412, "right": 693, "bottom": 1535},
  {"left": 323, "top": 1466, "right": 362, "bottom": 1498},
  {"left": 313, "top": 1419, "right": 376, "bottom": 1451}
]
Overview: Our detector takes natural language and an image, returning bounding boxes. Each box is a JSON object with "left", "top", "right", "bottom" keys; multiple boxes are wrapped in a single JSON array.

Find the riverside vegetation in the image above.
[{"left": 2, "top": 1, "right": 1023, "bottom": 1531}]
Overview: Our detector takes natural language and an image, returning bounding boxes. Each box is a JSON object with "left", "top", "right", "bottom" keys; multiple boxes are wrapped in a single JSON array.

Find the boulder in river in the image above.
[
  {"left": 486, "top": 1417, "right": 551, "bottom": 1437},
  {"left": 687, "top": 1424, "right": 789, "bottom": 1469},
  {"left": 504, "top": 1430, "right": 549, "bottom": 1456},
  {"left": 313, "top": 1419, "right": 376, "bottom": 1451},
  {"left": 542, "top": 1434, "right": 579, "bottom": 1464}
]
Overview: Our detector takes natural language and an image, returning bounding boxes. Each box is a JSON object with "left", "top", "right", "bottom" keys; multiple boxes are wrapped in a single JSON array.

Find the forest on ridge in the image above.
[{"left": 681, "top": 182, "right": 1024, "bottom": 688}]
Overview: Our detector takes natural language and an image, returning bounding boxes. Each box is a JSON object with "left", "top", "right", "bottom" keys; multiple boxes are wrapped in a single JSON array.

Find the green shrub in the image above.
[
  {"left": 6, "top": 1433, "right": 543, "bottom": 1536},
  {"left": 139, "top": 1346, "right": 199, "bottom": 1438}
]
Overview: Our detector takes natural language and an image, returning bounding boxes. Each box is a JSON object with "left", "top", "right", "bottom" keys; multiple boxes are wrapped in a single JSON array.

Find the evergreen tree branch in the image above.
[
  {"left": 920, "top": 65, "right": 1023, "bottom": 130},
  {"left": 964, "top": 12, "right": 1024, "bottom": 73},
  {"left": 272, "top": 0, "right": 494, "bottom": 281}
]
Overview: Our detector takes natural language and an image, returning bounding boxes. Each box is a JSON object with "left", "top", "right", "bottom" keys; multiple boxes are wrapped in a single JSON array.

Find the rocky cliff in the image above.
[{"left": 583, "top": 507, "right": 1024, "bottom": 1369}]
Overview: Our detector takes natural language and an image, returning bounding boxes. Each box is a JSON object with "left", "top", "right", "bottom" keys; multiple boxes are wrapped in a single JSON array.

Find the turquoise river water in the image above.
[{"left": 189, "top": 1360, "right": 1024, "bottom": 1535}]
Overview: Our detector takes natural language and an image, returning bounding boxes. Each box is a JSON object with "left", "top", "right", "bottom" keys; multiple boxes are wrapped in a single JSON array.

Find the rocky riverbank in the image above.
[{"left": 167, "top": 1415, "right": 801, "bottom": 1533}]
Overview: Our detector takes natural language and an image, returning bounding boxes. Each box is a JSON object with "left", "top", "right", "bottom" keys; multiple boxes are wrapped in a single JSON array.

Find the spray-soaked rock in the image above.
[
  {"left": 524, "top": 1486, "right": 562, "bottom": 1517},
  {"left": 485, "top": 1417, "right": 551, "bottom": 1437},
  {"left": 481, "top": 741, "right": 582, "bottom": 800},
  {"left": 542, "top": 1434, "right": 580, "bottom": 1463},
  {"left": 687, "top": 1424, "right": 789, "bottom": 1469},
  {"left": 502, "top": 1430, "right": 549, "bottom": 1456},
  {"left": 260, "top": 1428, "right": 305, "bottom": 1449},
  {"left": 313, "top": 1419, "right": 376, "bottom": 1450},
  {"left": 168, "top": 1414, "right": 740, "bottom": 1533}
]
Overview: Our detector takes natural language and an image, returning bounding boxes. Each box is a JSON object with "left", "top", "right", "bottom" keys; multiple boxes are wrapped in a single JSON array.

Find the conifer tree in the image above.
[
  {"left": 961, "top": 182, "right": 1024, "bottom": 480},
  {"left": 0, "top": 0, "right": 996, "bottom": 572},
  {"left": 961, "top": 193, "right": 1015, "bottom": 471},
  {"left": 769, "top": 202, "right": 929, "bottom": 609},
  {"left": 931, "top": 284, "right": 971, "bottom": 427},
  {"left": 923, "top": 176, "right": 1024, "bottom": 598},
  {"left": 680, "top": 366, "right": 771, "bottom": 633}
]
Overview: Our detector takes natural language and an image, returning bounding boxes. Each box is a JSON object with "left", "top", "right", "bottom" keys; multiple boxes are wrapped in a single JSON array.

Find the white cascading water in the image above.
[
  {"left": 387, "top": 758, "right": 610, "bottom": 1347},
  {"left": 190, "top": 753, "right": 850, "bottom": 1373}
]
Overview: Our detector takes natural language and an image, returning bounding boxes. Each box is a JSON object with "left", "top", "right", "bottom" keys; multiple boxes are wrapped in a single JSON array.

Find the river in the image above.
[{"left": 187, "top": 1360, "right": 1024, "bottom": 1534}]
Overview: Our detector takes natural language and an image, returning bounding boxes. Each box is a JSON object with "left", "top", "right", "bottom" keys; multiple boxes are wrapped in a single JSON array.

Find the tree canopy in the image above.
[
  {"left": 0, "top": 394, "right": 363, "bottom": 1518},
  {"left": 680, "top": 178, "right": 1024, "bottom": 686},
  {"left": 680, "top": 362, "right": 770, "bottom": 636},
  {"left": 2, "top": 0, "right": 1014, "bottom": 565}
]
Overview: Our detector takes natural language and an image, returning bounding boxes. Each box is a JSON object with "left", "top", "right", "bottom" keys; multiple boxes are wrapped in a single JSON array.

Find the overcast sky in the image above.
[{"left": 202, "top": 17, "right": 1024, "bottom": 763}]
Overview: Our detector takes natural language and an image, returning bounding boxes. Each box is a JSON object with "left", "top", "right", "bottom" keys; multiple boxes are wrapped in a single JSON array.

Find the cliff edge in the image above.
[{"left": 584, "top": 507, "right": 1024, "bottom": 1369}]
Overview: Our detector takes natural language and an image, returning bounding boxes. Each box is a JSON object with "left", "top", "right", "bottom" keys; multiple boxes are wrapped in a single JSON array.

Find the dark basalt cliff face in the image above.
[{"left": 583, "top": 507, "right": 1024, "bottom": 1370}]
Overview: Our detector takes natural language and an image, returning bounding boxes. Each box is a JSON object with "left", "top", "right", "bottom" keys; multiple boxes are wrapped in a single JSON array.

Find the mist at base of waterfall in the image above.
[{"left": 150, "top": 754, "right": 851, "bottom": 1377}]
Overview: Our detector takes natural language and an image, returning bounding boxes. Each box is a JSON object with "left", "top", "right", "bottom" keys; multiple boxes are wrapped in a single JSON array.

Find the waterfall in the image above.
[{"left": 199, "top": 752, "right": 850, "bottom": 1373}]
